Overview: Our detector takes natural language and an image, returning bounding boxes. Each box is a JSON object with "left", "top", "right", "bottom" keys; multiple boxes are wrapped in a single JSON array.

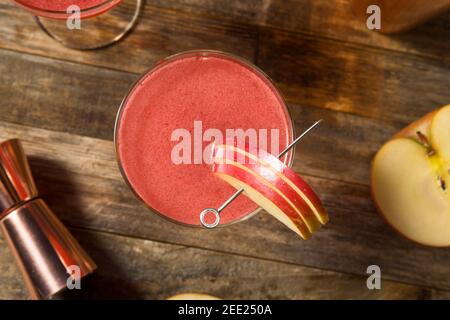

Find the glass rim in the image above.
[
  {"left": 12, "top": 0, "right": 122, "bottom": 19},
  {"left": 114, "top": 49, "right": 296, "bottom": 228}
]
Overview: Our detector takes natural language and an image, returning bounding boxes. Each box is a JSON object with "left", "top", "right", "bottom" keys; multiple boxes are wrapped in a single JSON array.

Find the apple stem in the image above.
[{"left": 200, "top": 119, "right": 323, "bottom": 228}]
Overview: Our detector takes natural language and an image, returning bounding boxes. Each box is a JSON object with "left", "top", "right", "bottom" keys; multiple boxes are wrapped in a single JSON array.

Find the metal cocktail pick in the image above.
[{"left": 200, "top": 119, "right": 323, "bottom": 228}]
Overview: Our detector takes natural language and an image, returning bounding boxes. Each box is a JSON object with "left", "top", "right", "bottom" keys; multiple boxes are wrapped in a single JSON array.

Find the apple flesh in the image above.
[
  {"left": 372, "top": 105, "right": 450, "bottom": 246},
  {"left": 431, "top": 106, "right": 450, "bottom": 161},
  {"left": 167, "top": 293, "right": 220, "bottom": 300}
]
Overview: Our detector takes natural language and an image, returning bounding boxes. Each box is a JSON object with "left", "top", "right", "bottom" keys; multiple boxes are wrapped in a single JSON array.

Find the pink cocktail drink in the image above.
[
  {"left": 12, "top": 0, "right": 122, "bottom": 19},
  {"left": 115, "top": 51, "right": 294, "bottom": 226}
]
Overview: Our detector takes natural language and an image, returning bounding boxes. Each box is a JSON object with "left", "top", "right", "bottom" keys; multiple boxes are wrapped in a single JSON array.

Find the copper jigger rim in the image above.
[{"left": 0, "top": 138, "right": 37, "bottom": 220}]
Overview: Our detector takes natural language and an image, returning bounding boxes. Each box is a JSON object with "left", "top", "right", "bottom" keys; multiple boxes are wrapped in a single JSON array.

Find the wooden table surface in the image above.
[{"left": 1, "top": 0, "right": 450, "bottom": 300}]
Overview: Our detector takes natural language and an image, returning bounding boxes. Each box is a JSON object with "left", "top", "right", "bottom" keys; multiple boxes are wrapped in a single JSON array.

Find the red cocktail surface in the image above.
[
  {"left": 115, "top": 51, "right": 294, "bottom": 226},
  {"left": 12, "top": 0, "right": 121, "bottom": 19}
]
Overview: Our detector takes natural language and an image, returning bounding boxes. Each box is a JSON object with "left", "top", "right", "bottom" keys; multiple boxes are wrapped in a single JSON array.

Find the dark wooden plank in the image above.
[
  {"left": 0, "top": 45, "right": 394, "bottom": 190},
  {"left": 2, "top": 121, "right": 450, "bottom": 291},
  {"left": 432, "top": 290, "right": 450, "bottom": 300},
  {"left": 2, "top": 6, "right": 449, "bottom": 127},
  {"left": 2, "top": 0, "right": 450, "bottom": 70},
  {"left": 2, "top": 29, "right": 449, "bottom": 145},
  {"left": 0, "top": 227, "right": 435, "bottom": 299},
  {"left": 0, "top": 47, "right": 438, "bottom": 188},
  {"left": 0, "top": 49, "right": 135, "bottom": 140},
  {"left": 0, "top": 0, "right": 257, "bottom": 73},
  {"left": 146, "top": 0, "right": 450, "bottom": 63},
  {"left": 2, "top": 0, "right": 450, "bottom": 300},
  {"left": 257, "top": 28, "right": 450, "bottom": 125}
]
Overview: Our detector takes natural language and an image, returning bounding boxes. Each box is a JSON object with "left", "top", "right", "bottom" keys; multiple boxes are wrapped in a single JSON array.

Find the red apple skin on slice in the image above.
[
  {"left": 213, "top": 162, "right": 311, "bottom": 239},
  {"left": 214, "top": 145, "right": 328, "bottom": 225},
  {"left": 250, "top": 148, "right": 328, "bottom": 225},
  {"left": 213, "top": 146, "right": 322, "bottom": 233}
]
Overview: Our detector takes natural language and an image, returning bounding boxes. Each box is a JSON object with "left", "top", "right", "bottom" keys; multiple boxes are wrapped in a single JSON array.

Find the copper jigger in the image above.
[{"left": 0, "top": 139, "right": 96, "bottom": 299}]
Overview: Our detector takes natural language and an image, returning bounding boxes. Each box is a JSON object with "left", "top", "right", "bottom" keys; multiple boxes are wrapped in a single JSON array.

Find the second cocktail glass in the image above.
[{"left": 11, "top": 0, "right": 143, "bottom": 50}]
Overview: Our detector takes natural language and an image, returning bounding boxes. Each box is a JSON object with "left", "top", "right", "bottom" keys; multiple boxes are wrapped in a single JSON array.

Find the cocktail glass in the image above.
[
  {"left": 11, "top": 0, "right": 143, "bottom": 50},
  {"left": 114, "top": 50, "right": 296, "bottom": 228}
]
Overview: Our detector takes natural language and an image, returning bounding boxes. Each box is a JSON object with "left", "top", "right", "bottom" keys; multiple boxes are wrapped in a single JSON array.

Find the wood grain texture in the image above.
[
  {"left": 0, "top": 49, "right": 135, "bottom": 140},
  {"left": 146, "top": 0, "right": 450, "bottom": 63},
  {"left": 0, "top": 48, "right": 441, "bottom": 187},
  {"left": 2, "top": 0, "right": 450, "bottom": 68},
  {"left": 2, "top": 121, "right": 450, "bottom": 293},
  {"left": 256, "top": 28, "right": 450, "bottom": 124},
  {"left": 2, "top": 21, "right": 449, "bottom": 132},
  {"left": 0, "top": 0, "right": 257, "bottom": 73},
  {"left": 1, "top": 0, "right": 450, "bottom": 300},
  {"left": 0, "top": 227, "right": 435, "bottom": 300}
]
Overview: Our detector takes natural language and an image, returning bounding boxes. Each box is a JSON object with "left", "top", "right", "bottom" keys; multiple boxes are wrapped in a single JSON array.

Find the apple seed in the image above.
[
  {"left": 438, "top": 176, "right": 447, "bottom": 191},
  {"left": 416, "top": 131, "right": 436, "bottom": 156}
]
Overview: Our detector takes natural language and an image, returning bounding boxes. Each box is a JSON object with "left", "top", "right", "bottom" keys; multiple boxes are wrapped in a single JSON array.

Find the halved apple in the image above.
[
  {"left": 372, "top": 105, "right": 450, "bottom": 247},
  {"left": 214, "top": 161, "right": 312, "bottom": 239},
  {"left": 213, "top": 145, "right": 323, "bottom": 233}
]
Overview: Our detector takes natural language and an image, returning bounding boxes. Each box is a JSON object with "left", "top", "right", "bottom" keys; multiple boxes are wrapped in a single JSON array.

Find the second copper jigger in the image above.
[{"left": 0, "top": 139, "right": 96, "bottom": 299}]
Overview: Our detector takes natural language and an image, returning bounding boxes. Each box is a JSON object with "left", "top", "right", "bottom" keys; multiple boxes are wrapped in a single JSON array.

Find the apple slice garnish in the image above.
[
  {"left": 212, "top": 144, "right": 328, "bottom": 238},
  {"left": 214, "top": 161, "right": 312, "bottom": 239},
  {"left": 372, "top": 105, "right": 450, "bottom": 247},
  {"left": 214, "top": 145, "right": 328, "bottom": 225},
  {"left": 213, "top": 145, "right": 323, "bottom": 233}
]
